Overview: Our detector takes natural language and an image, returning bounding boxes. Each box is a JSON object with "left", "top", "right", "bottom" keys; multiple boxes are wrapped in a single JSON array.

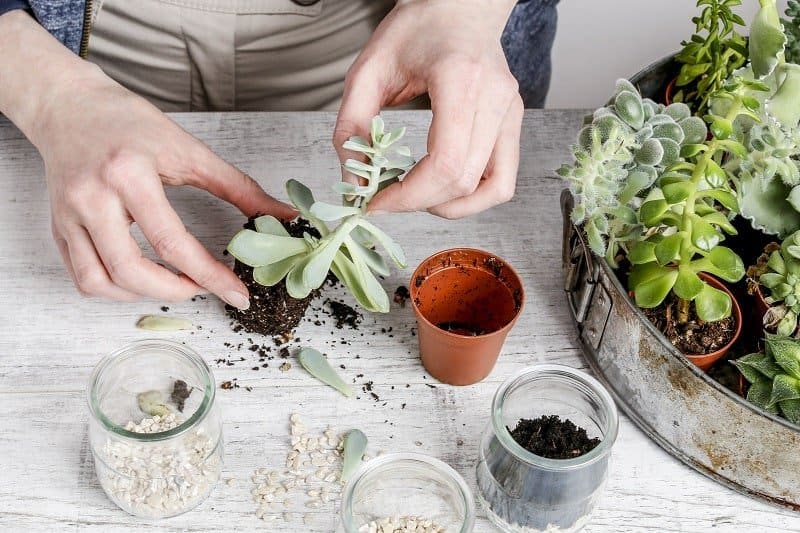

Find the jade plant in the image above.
[
  {"left": 673, "top": 0, "right": 748, "bottom": 115},
  {"left": 733, "top": 334, "right": 800, "bottom": 424},
  {"left": 558, "top": 80, "right": 706, "bottom": 266},
  {"left": 627, "top": 77, "right": 755, "bottom": 323},
  {"left": 227, "top": 116, "right": 413, "bottom": 313},
  {"left": 757, "top": 231, "right": 800, "bottom": 336}
]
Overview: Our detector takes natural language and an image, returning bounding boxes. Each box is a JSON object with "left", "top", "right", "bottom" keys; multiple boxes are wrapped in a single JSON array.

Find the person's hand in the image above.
[
  {"left": 32, "top": 71, "right": 296, "bottom": 307},
  {"left": 334, "top": 0, "right": 523, "bottom": 219}
]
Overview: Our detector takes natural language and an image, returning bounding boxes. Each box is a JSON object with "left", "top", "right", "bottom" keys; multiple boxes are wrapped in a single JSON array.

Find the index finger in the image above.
[
  {"left": 367, "top": 66, "right": 479, "bottom": 213},
  {"left": 122, "top": 181, "right": 251, "bottom": 310}
]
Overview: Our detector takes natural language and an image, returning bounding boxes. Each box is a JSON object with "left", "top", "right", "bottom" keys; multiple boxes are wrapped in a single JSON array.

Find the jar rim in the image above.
[
  {"left": 86, "top": 339, "right": 216, "bottom": 442},
  {"left": 491, "top": 364, "right": 619, "bottom": 471},
  {"left": 339, "top": 452, "right": 476, "bottom": 533}
]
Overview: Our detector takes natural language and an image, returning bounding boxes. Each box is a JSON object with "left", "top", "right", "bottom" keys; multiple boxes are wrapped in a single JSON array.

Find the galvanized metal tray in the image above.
[{"left": 560, "top": 58, "right": 800, "bottom": 511}]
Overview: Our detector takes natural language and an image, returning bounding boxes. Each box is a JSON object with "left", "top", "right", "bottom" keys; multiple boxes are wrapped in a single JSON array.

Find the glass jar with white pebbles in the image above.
[
  {"left": 87, "top": 340, "right": 223, "bottom": 518},
  {"left": 338, "top": 453, "right": 475, "bottom": 533}
]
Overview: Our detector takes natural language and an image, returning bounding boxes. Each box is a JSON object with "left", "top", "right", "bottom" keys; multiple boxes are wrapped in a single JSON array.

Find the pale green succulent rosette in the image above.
[{"left": 227, "top": 116, "right": 412, "bottom": 313}]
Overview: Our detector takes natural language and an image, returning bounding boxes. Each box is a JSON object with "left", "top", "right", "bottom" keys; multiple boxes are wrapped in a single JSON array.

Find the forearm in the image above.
[{"left": 0, "top": 10, "right": 103, "bottom": 147}]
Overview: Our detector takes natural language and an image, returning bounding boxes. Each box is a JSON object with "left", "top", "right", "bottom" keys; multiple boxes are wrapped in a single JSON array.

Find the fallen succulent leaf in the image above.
[
  {"left": 341, "top": 429, "right": 368, "bottom": 482},
  {"left": 136, "top": 315, "right": 193, "bottom": 331},
  {"left": 137, "top": 390, "right": 171, "bottom": 417},
  {"left": 298, "top": 347, "right": 352, "bottom": 397}
]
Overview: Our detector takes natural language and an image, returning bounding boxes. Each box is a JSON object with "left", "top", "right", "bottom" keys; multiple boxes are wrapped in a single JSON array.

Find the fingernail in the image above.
[
  {"left": 368, "top": 210, "right": 388, "bottom": 216},
  {"left": 223, "top": 291, "right": 250, "bottom": 310}
]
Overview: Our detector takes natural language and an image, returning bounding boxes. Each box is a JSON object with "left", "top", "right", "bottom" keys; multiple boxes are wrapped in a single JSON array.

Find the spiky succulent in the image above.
[
  {"left": 558, "top": 79, "right": 706, "bottom": 266},
  {"left": 759, "top": 230, "right": 800, "bottom": 336},
  {"left": 227, "top": 116, "right": 412, "bottom": 313},
  {"left": 734, "top": 334, "right": 800, "bottom": 424}
]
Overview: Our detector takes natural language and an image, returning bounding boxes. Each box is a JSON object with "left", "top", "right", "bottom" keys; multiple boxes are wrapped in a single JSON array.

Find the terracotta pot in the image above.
[
  {"left": 409, "top": 248, "right": 525, "bottom": 386},
  {"left": 684, "top": 273, "right": 743, "bottom": 371},
  {"left": 664, "top": 77, "right": 677, "bottom": 105},
  {"left": 753, "top": 284, "right": 771, "bottom": 335}
]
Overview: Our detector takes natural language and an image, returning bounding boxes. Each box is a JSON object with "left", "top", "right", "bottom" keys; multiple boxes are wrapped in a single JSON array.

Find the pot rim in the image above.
[
  {"left": 409, "top": 247, "right": 525, "bottom": 340},
  {"left": 490, "top": 364, "right": 619, "bottom": 471}
]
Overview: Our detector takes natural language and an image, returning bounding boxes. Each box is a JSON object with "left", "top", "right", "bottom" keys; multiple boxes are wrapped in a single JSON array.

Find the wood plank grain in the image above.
[{"left": 0, "top": 111, "right": 798, "bottom": 532}]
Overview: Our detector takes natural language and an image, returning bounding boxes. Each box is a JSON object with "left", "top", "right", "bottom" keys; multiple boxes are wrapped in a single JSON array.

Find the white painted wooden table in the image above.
[{"left": 0, "top": 111, "right": 798, "bottom": 532}]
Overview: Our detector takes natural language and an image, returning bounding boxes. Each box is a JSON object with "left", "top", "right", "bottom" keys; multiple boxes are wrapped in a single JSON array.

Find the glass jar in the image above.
[
  {"left": 338, "top": 453, "right": 475, "bottom": 532},
  {"left": 476, "top": 364, "right": 618, "bottom": 533},
  {"left": 87, "top": 340, "right": 223, "bottom": 519}
]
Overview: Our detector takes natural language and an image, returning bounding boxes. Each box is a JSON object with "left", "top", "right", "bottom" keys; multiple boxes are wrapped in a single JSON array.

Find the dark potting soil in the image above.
[
  {"left": 226, "top": 217, "right": 321, "bottom": 337},
  {"left": 170, "top": 379, "right": 193, "bottom": 412},
  {"left": 509, "top": 415, "right": 601, "bottom": 459},
  {"left": 641, "top": 293, "right": 735, "bottom": 355},
  {"left": 393, "top": 285, "right": 410, "bottom": 307},
  {"left": 437, "top": 321, "right": 485, "bottom": 336},
  {"left": 326, "top": 299, "right": 362, "bottom": 329}
]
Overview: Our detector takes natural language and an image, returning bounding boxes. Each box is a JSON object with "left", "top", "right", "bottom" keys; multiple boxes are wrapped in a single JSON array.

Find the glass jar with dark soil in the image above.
[
  {"left": 227, "top": 217, "right": 322, "bottom": 336},
  {"left": 476, "top": 364, "right": 618, "bottom": 533}
]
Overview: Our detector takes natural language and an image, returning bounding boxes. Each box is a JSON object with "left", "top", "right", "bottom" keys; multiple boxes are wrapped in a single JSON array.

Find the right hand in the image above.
[{"left": 33, "top": 66, "right": 296, "bottom": 308}]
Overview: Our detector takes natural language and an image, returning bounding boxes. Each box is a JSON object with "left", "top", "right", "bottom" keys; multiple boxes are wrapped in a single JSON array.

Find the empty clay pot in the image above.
[{"left": 409, "top": 248, "right": 525, "bottom": 386}]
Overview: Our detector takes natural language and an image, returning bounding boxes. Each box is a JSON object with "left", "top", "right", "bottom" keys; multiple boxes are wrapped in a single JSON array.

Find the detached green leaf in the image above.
[
  {"left": 341, "top": 429, "right": 368, "bottom": 482},
  {"left": 298, "top": 347, "right": 353, "bottom": 397},
  {"left": 136, "top": 315, "right": 193, "bottom": 331}
]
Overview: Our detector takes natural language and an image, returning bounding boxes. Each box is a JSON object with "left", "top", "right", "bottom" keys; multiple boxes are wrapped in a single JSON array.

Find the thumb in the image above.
[
  {"left": 333, "top": 64, "right": 386, "bottom": 185},
  {"left": 191, "top": 144, "right": 297, "bottom": 220}
]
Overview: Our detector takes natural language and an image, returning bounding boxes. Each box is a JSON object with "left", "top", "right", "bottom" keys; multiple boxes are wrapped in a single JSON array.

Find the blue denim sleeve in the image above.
[{"left": 0, "top": 0, "right": 30, "bottom": 16}]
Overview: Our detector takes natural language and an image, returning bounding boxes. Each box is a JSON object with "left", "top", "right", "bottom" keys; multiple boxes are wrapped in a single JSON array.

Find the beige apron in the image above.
[{"left": 88, "top": 0, "right": 395, "bottom": 111}]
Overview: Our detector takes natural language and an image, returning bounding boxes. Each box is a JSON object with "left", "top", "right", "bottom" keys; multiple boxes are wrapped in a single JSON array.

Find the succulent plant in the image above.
[
  {"left": 733, "top": 334, "right": 800, "bottom": 424},
  {"left": 627, "top": 77, "right": 755, "bottom": 324},
  {"left": 783, "top": 0, "right": 800, "bottom": 64},
  {"left": 227, "top": 116, "right": 413, "bottom": 313},
  {"left": 558, "top": 80, "right": 706, "bottom": 266},
  {"left": 758, "top": 230, "right": 800, "bottom": 336},
  {"left": 722, "top": 0, "right": 800, "bottom": 238},
  {"left": 673, "top": 0, "right": 748, "bottom": 115}
]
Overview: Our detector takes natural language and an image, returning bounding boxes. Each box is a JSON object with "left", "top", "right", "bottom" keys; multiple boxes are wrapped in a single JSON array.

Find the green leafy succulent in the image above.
[
  {"left": 627, "top": 78, "right": 755, "bottom": 324},
  {"left": 759, "top": 230, "right": 800, "bottom": 336},
  {"left": 227, "top": 116, "right": 412, "bottom": 313},
  {"left": 724, "top": 0, "right": 800, "bottom": 237},
  {"left": 673, "top": 0, "right": 748, "bottom": 116},
  {"left": 558, "top": 80, "right": 705, "bottom": 266},
  {"left": 734, "top": 334, "right": 800, "bottom": 424}
]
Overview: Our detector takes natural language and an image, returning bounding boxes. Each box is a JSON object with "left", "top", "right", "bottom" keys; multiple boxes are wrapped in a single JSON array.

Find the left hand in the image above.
[{"left": 333, "top": 0, "right": 523, "bottom": 219}]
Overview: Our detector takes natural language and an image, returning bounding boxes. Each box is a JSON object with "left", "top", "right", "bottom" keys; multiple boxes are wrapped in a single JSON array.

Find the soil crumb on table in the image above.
[
  {"left": 509, "top": 415, "right": 601, "bottom": 459},
  {"left": 642, "top": 293, "right": 735, "bottom": 355}
]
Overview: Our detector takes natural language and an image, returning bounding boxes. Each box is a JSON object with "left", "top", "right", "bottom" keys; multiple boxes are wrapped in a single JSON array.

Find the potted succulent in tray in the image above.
[
  {"left": 747, "top": 232, "right": 800, "bottom": 337},
  {"left": 226, "top": 116, "right": 414, "bottom": 335},
  {"left": 733, "top": 334, "right": 800, "bottom": 424},
  {"left": 559, "top": 0, "right": 800, "bottom": 371}
]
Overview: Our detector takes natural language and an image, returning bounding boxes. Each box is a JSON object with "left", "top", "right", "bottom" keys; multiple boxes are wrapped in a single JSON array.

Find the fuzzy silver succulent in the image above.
[
  {"left": 227, "top": 116, "right": 412, "bottom": 313},
  {"left": 558, "top": 79, "right": 706, "bottom": 266}
]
